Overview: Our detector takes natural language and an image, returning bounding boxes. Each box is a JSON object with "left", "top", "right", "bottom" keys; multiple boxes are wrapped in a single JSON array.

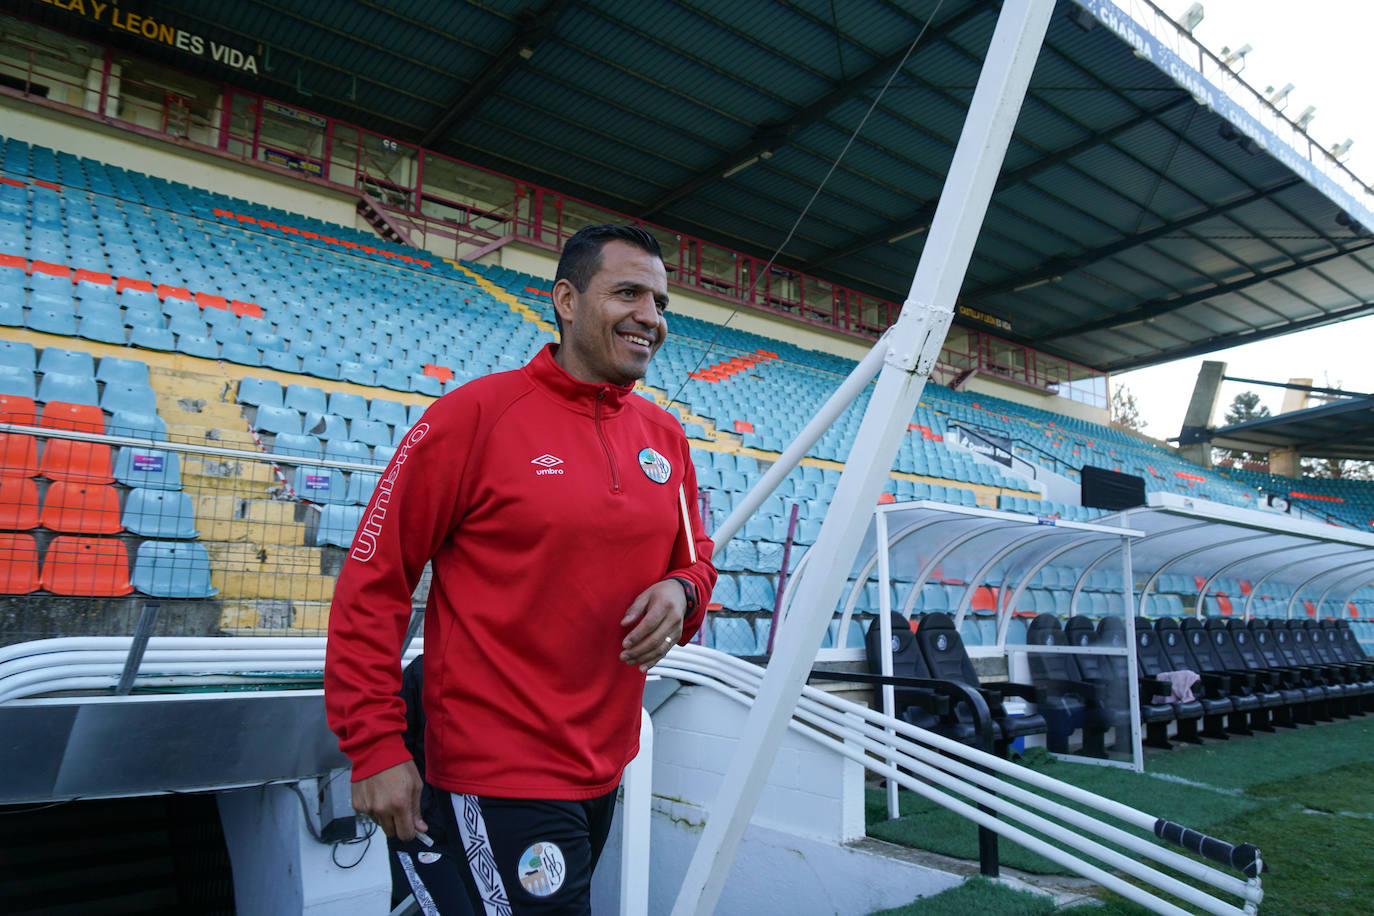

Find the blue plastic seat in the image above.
[
  {"left": 736, "top": 574, "right": 775, "bottom": 611},
  {"left": 284, "top": 383, "right": 327, "bottom": 415},
  {"left": 106, "top": 410, "right": 167, "bottom": 441},
  {"left": 254, "top": 405, "right": 302, "bottom": 436},
  {"left": 26, "top": 305, "right": 77, "bottom": 336},
  {"left": 406, "top": 403, "right": 427, "bottom": 426},
  {"left": 293, "top": 466, "right": 349, "bottom": 504},
  {"left": 122, "top": 488, "right": 198, "bottom": 538},
  {"left": 315, "top": 504, "right": 365, "bottom": 548},
  {"left": 324, "top": 439, "right": 372, "bottom": 463},
  {"left": 37, "top": 347, "right": 95, "bottom": 377},
  {"left": 0, "top": 367, "right": 35, "bottom": 398},
  {"left": 0, "top": 340, "right": 36, "bottom": 371},
  {"left": 711, "top": 618, "right": 758, "bottom": 656},
  {"left": 36, "top": 372, "right": 99, "bottom": 406},
  {"left": 328, "top": 391, "right": 368, "bottom": 421},
  {"left": 113, "top": 446, "right": 181, "bottom": 490},
  {"left": 301, "top": 355, "right": 341, "bottom": 381},
  {"left": 345, "top": 472, "right": 379, "bottom": 505},
  {"left": 261, "top": 350, "right": 299, "bottom": 373},
  {"left": 302, "top": 411, "right": 348, "bottom": 440},
  {"left": 132, "top": 540, "right": 216, "bottom": 597},
  {"left": 271, "top": 433, "right": 322, "bottom": 460},
  {"left": 341, "top": 363, "right": 376, "bottom": 386},
  {"left": 220, "top": 342, "right": 262, "bottom": 366},
  {"left": 100, "top": 382, "right": 157, "bottom": 415},
  {"left": 372, "top": 445, "right": 396, "bottom": 466},
  {"left": 95, "top": 356, "right": 149, "bottom": 386},
  {"left": 348, "top": 418, "right": 392, "bottom": 448},
  {"left": 237, "top": 376, "right": 282, "bottom": 408},
  {"left": 130, "top": 325, "right": 177, "bottom": 350}
]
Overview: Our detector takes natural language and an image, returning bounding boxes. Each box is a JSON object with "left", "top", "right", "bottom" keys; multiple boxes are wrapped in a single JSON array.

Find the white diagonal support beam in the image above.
[{"left": 669, "top": 3, "right": 1055, "bottom": 912}]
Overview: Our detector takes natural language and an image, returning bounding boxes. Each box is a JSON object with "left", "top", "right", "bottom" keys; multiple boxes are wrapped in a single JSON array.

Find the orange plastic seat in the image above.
[
  {"left": 0, "top": 394, "right": 37, "bottom": 426},
  {"left": 0, "top": 477, "right": 40, "bottom": 529},
  {"left": 39, "top": 481, "right": 122, "bottom": 534},
  {"left": 116, "top": 277, "right": 154, "bottom": 293},
  {"left": 39, "top": 535, "right": 132, "bottom": 596},
  {"left": 40, "top": 440, "right": 113, "bottom": 484},
  {"left": 0, "top": 434, "right": 39, "bottom": 477},
  {"left": 40, "top": 402, "right": 105, "bottom": 434},
  {"left": 423, "top": 363, "right": 454, "bottom": 383},
  {"left": 196, "top": 291, "right": 228, "bottom": 310},
  {"left": 0, "top": 533, "right": 39, "bottom": 593},
  {"left": 156, "top": 284, "right": 191, "bottom": 301}
]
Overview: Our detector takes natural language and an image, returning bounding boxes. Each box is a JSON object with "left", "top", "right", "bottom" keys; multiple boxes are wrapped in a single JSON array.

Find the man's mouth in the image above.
[{"left": 618, "top": 331, "right": 653, "bottom": 350}]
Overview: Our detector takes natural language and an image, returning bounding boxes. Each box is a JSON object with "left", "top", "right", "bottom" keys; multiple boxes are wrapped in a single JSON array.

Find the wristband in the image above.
[{"left": 668, "top": 576, "right": 697, "bottom": 613}]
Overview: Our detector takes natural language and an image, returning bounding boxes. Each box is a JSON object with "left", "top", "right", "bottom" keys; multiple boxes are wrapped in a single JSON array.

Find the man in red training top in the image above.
[{"left": 325, "top": 224, "right": 716, "bottom": 915}]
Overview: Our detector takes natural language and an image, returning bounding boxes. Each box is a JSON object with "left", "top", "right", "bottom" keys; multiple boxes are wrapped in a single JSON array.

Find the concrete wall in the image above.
[
  {"left": 588, "top": 684, "right": 960, "bottom": 915},
  {"left": 963, "top": 373, "right": 1110, "bottom": 426},
  {"left": 217, "top": 782, "right": 390, "bottom": 916}
]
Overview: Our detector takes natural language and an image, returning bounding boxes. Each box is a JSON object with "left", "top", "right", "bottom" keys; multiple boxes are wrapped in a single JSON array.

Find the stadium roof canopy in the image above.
[
  {"left": 18, "top": 0, "right": 1374, "bottom": 373},
  {"left": 1198, "top": 394, "right": 1374, "bottom": 461}
]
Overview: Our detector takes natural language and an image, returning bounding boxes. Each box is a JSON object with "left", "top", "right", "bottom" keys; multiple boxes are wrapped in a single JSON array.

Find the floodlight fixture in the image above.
[
  {"left": 1331, "top": 138, "right": 1354, "bottom": 159},
  {"left": 1295, "top": 106, "right": 1317, "bottom": 130},
  {"left": 1180, "top": 3, "right": 1205, "bottom": 33},
  {"left": 1220, "top": 43, "right": 1251, "bottom": 69},
  {"left": 1265, "top": 82, "right": 1294, "bottom": 110}
]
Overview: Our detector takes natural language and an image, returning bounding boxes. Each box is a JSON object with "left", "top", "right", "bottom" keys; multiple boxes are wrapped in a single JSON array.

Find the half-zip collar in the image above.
[{"left": 525, "top": 343, "right": 635, "bottom": 417}]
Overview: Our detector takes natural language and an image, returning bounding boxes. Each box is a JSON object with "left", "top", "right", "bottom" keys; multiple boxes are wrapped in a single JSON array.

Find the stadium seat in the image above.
[
  {"left": 95, "top": 356, "right": 150, "bottom": 386},
  {"left": 106, "top": 410, "right": 168, "bottom": 441},
  {"left": 237, "top": 376, "right": 283, "bottom": 408},
  {"left": 0, "top": 532, "right": 40, "bottom": 593},
  {"left": 26, "top": 305, "right": 78, "bottom": 336},
  {"left": 348, "top": 418, "right": 391, "bottom": 449},
  {"left": 316, "top": 504, "right": 365, "bottom": 548},
  {"left": 40, "top": 535, "right": 133, "bottom": 596},
  {"left": 328, "top": 391, "right": 368, "bottom": 421},
  {"left": 39, "top": 480, "right": 123, "bottom": 534},
  {"left": 0, "top": 433, "right": 39, "bottom": 478},
  {"left": 302, "top": 412, "right": 348, "bottom": 440},
  {"left": 130, "top": 325, "right": 177, "bottom": 350},
  {"left": 272, "top": 433, "right": 322, "bottom": 460},
  {"left": 293, "top": 466, "right": 349, "bottom": 504},
  {"left": 711, "top": 617, "right": 758, "bottom": 656},
  {"left": 916, "top": 611, "right": 1047, "bottom": 757},
  {"left": 253, "top": 405, "right": 302, "bottom": 436},
  {"left": 113, "top": 446, "right": 181, "bottom": 490},
  {"left": 40, "top": 401, "right": 104, "bottom": 434},
  {"left": 41, "top": 440, "right": 113, "bottom": 484},
  {"left": 99, "top": 382, "right": 158, "bottom": 416},
  {"left": 345, "top": 472, "right": 379, "bottom": 505},
  {"left": 36, "top": 372, "right": 99, "bottom": 406},
  {"left": 131, "top": 540, "right": 216, "bottom": 597},
  {"left": 0, "top": 340, "right": 36, "bottom": 371},
  {"left": 0, "top": 366, "right": 35, "bottom": 399},
  {"left": 122, "top": 488, "right": 199, "bottom": 538},
  {"left": 0, "top": 477, "right": 39, "bottom": 529},
  {"left": 365, "top": 398, "right": 406, "bottom": 427},
  {"left": 284, "top": 384, "right": 327, "bottom": 415}
]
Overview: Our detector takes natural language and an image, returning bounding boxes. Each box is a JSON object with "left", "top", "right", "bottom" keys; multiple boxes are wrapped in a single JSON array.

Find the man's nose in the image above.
[{"left": 630, "top": 294, "right": 659, "bottom": 326}]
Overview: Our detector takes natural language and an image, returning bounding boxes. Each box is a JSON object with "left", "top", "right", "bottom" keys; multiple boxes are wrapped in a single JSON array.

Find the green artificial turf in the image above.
[
  {"left": 868, "top": 877, "right": 1057, "bottom": 916},
  {"left": 868, "top": 717, "right": 1374, "bottom": 915}
]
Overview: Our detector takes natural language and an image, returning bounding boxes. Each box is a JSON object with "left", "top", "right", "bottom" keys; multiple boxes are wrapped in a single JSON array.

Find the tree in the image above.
[
  {"left": 1217, "top": 391, "right": 1271, "bottom": 462},
  {"left": 1224, "top": 391, "right": 1271, "bottom": 426},
  {"left": 1300, "top": 457, "right": 1374, "bottom": 480},
  {"left": 1110, "top": 384, "right": 1145, "bottom": 432}
]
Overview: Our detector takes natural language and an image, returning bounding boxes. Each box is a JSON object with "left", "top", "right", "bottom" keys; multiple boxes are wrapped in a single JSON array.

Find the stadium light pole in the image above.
[{"left": 669, "top": 2, "right": 1057, "bottom": 913}]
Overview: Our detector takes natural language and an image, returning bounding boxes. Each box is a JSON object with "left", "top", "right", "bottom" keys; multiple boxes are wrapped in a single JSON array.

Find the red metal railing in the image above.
[{"left": 0, "top": 18, "right": 1107, "bottom": 408}]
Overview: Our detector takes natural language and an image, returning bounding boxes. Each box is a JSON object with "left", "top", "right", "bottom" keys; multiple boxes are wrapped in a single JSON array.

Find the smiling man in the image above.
[{"left": 325, "top": 224, "right": 716, "bottom": 915}]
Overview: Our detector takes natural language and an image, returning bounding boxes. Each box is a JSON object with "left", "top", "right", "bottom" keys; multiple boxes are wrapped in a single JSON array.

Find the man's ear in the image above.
[{"left": 552, "top": 278, "right": 578, "bottom": 329}]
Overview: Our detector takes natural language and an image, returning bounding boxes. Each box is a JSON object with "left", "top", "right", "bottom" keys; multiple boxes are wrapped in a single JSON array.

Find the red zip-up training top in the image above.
[{"left": 325, "top": 344, "right": 716, "bottom": 799}]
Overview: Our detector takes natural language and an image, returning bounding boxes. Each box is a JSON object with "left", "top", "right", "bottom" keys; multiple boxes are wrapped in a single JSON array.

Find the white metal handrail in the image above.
[{"left": 657, "top": 644, "right": 1263, "bottom": 916}]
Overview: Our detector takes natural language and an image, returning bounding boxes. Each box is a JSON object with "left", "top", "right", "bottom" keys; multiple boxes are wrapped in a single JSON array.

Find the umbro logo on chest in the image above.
[{"left": 531, "top": 454, "right": 565, "bottom": 476}]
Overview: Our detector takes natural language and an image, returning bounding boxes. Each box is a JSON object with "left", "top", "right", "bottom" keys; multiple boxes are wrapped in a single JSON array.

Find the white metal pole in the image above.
[
  {"left": 874, "top": 509, "right": 900, "bottom": 820},
  {"left": 1121, "top": 537, "right": 1145, "bottom": 772},
  {"left": 709, "top": 339, "right": 888, "bottom": 554},
  {"left": 670, "top": 4, "right": 1056, "bottom": 912},
  {"left": 619, "top": 710, "right": 652, "bottom": 916}
]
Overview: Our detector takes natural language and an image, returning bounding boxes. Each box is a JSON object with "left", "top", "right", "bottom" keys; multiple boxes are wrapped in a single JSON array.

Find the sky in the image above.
[{"left": 1111, "top": 0, "right": 1374, "bottom": 439}]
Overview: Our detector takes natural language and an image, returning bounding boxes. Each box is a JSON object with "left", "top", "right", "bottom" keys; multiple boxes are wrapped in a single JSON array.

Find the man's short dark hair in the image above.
[{"left": 552, "top": 224, "right": 663, "bottom": 337}]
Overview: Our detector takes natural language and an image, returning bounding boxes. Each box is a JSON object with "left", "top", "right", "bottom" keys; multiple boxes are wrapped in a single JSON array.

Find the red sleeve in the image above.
[
  {"left": 324, "top": 395, "right": 474, "bottom": 782},
  {"left": 665, "top": 446, "right": 716, "bottom": 643}
]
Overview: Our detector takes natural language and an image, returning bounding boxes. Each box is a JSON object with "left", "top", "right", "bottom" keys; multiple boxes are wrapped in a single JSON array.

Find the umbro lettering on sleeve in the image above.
[{"left": 326, "top": 344, "right": 716, "bottom": 797}]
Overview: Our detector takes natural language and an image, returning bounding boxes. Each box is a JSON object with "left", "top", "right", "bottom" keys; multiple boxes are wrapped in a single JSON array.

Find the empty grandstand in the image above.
[{"left": 2, "top": 1, "right": 1374, "bottom": 914}]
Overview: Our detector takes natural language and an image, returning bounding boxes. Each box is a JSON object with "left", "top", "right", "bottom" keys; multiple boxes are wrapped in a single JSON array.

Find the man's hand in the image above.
[
  {"left": 620, "top": 579, "right": 688, "bottom": 672},
  {"left": 351, "top": 759, "right": 427, "bottom": 841}
]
